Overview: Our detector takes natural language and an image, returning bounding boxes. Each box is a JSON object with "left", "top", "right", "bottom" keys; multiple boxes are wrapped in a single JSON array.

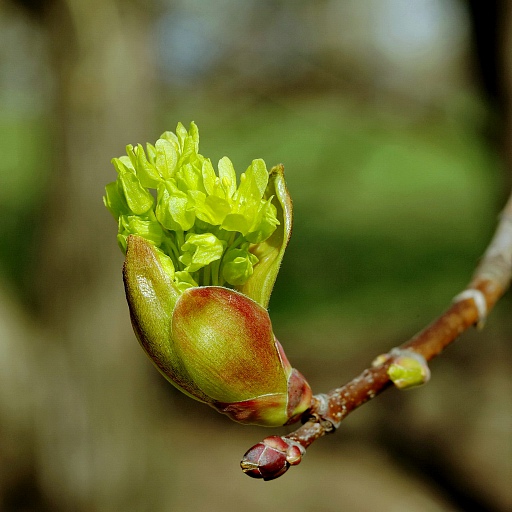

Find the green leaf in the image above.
[
  {"left": 126, "top": 144, "right": 137, "bottom": 168},
  {"left": 117, "top": 154, "right": 135, "bottom": 172},
  {"left": 175, "top": 122, "right": 188, "bottom": 150},
  {"left": 154, "top": 247, "right": 176, "bottom": 280},
  {"left": 155, "top": 183, "right": 177, "bottom": 231},
  {"left": 218, "top": 157, "right": 237, "bottom": 198},
  {"left": 222, "top": 248, "right": 259, "bottom": 285},
  {"left": 160, "top": 130, "right": 179, "bottom": 148},
  {"left": 133, "top": 144, "right": 161, "bottom": 188},
  {"left": 221, "top": 212, "right": 251, "bottom": 235},
  {"left": 231, "top": 165, "right": 264, "bottom": 225},
  {"left": 114, "top": 159, "right": 154, "bottom": 215},
  {"left": 246, "top": 197, "right": 279, "bottom": 244},
  {"left": 248, "top": 159, "right": 268, "bottom": 197},
  {"left": 178, "top": 162, "right": 205, "bottom": 194},
  {"left": 155, "top": 139, "right": 178, "bottom": 179},
  {"left": 146, "top": 142, "right": 157, "bottom": 164},
  {"left": 189, "top": 121, "right": 199, "bottom": 153},
  {"left": 169, "top": 181, "right": 195, "bottom": 230},
  {"left": 179, "top": 233, "right": 225, "bottom": 273},
  {"left": 103, "top": 180, "right": 130, "bottom": 219},
  {"left": 116, "top": 232, "right": 128, "bottom": 253},
  {"left": 180, "top": 136, "right": 197, "bottom": 166},
  {"left": 119, "top": 215, "right": 164, "bottom": 246},
  {"left": 193, "top": 191, "right": 231, "bottom": 226},
  {"left": 204, "top": 195, "right": 231, "bottom": 225},
  {"left": 174, "top": 271, "right": 199, "bottom": 291},
  {"left": 156, "top": 181, "right": 195, "bottom": 231},
  {"left": 201, "top": 159, "right": 217, "bottom": 195}
]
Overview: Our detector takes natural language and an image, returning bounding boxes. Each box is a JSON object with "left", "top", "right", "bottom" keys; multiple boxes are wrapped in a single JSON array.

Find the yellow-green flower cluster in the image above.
[
  {"left": 104, "top": 122, "right": 279, "bottom": 291},
  {"left": 105, "top": 123, "right": 312, "bottom": 427}
]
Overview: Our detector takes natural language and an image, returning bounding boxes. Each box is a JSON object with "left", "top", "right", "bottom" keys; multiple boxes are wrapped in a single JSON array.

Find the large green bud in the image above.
[
  {"left": 124, "top": 236, "right": 311, "bottom": 426},
  {"left": 105, "top": 122, "right": 312, "bottom": 426}
]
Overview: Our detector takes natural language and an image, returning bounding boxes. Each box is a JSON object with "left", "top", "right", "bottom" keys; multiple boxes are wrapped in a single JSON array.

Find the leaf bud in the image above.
[{"left": 123, "top": 236, "right": 312, "bottom": 426}]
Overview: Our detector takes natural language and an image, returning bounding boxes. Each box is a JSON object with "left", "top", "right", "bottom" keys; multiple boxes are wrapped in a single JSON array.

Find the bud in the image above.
[
  {"left": 107, "top": 123, "right": 312, "bottom": 426},
  {"left": 387, "top": 349, "right": 431, "bottom": 390},
  {"left": 124, "top": 236, "right": 312, "bottom": 426},
  {"left": 241, "top": 436, "right": 304, "bottom": 480}
]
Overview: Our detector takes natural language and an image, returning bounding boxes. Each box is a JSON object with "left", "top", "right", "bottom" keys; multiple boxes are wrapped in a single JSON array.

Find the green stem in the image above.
[
  {"left": 230, "top": 234, "right": 245, "bottom": 250},
  {"left": 175, "top": 230, "right": 186, "bottom": 270},
  {"left": 203, "top": 264, "right": 211, "bottom": 286},
  {"left": 176, "top": 230, "right": 185, "bottom": 249},
  {"left": 211, "top": 259, "right": 221, "bottom": 286},
  {"left": 164, "top": 236, "right": 181, "bottom": 266}
]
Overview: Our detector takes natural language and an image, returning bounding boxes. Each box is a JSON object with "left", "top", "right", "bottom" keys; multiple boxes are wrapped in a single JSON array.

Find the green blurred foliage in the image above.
[{"left": 0, "top": 113, "right": 51, "bottom": 293}]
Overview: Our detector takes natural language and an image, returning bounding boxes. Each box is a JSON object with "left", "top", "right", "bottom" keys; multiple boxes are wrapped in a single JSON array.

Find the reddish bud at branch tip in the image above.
[{"left": 240, "top": 436, "right": 304, "bottom": 481}]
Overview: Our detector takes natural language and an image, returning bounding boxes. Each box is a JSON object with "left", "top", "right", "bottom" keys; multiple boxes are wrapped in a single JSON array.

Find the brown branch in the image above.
[{"left": 240, "top": 191, "right": 512, "bottom": 481}]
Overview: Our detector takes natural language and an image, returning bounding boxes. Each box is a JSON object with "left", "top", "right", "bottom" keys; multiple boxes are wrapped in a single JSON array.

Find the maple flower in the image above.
[{"left": 104, "top": 122, "right": 312, "bottom": 426}]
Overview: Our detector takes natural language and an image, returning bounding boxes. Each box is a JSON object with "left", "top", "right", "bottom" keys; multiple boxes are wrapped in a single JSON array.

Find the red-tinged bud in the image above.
[
  {"left": 171, "top": 286, "right": 312, "bottom": 426},
  {"left": 123, "top": 236, "right": 312, "bottom": 426},
  {"left": 241, "top": 436, "right": 304, "bottom": 480}
]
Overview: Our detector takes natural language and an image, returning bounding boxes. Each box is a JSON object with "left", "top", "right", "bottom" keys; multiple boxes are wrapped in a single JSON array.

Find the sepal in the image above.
[{"left": 237, "top": 164, "right": 292, "bottom": 308}]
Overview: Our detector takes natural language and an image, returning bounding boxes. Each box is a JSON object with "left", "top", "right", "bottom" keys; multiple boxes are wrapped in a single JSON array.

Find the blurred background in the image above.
[{"left": 0, "top": 0, "right": 511, "bottom": 510}]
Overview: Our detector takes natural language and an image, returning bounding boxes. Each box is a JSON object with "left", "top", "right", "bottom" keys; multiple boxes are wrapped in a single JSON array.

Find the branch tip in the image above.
[
  {"left": 241, "top": 190, "right": 512, "bottom": 480},
  {"left": 240, "top": 436, "right": 304, "bottom": 481}
]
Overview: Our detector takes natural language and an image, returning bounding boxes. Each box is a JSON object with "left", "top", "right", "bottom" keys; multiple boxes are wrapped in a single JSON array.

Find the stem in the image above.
[
  {"left": 175, "top": 230, "right": 186, "bottom": 270},
  {"left": 241, "top": 190, "right": 512, "bottom": 480},
  {"left": 211, "top": 259, "right": 221, "bottom": 286},
  {"left": 164, "top": 236, "right": 181, "bottom": 267},
  {"left": 176, "top": 230, "right": 185, "bottom": 252},
  {"left": 229, "top": 234, "right": 245, "bottom": 250},
  {"left": 203, "top": 264, "right": 210, "bottom": 286},
  {"left": 215, "top": 234, "right": 246, "bottom": 287}
]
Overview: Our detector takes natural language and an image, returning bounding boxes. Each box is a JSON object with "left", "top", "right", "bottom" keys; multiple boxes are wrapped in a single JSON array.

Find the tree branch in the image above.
[{"left": 241, "top": 191, "right": 512, "bottom": 481}]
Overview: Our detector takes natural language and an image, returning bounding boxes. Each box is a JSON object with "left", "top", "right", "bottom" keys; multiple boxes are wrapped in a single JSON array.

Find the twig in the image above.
[{"left": 241, "top": 191, "right": 512, "bottom": 480}]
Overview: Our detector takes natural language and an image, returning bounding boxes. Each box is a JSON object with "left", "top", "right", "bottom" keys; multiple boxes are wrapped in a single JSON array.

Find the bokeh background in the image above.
[{"left": 0, "top": 0, "right": 511, "bottom": 510}]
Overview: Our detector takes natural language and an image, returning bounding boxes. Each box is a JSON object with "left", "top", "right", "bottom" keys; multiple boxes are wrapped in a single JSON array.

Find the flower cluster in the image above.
[
  {"left": 104, "top": 123, "right": 312, "bottom": 426},
  {"left": 104, "top": 122, "right": 279, "bottom": 291}
]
